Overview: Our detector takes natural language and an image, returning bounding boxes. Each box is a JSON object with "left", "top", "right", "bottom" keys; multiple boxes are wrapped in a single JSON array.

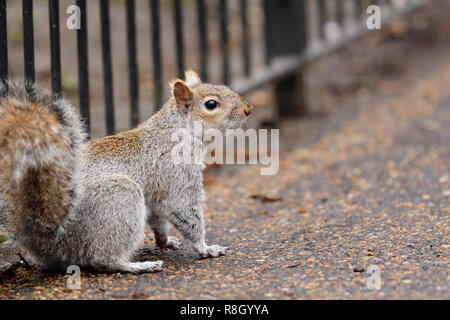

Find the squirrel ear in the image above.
[
  {"left": 172, "top": 79, "right": 194, "bottom": 108},
  {"left": 185, "top": 69, "right": 201, "bottom": 87}
]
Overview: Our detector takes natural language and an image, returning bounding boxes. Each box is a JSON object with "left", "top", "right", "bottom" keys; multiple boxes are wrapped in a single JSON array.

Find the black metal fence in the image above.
[{"left": 0, "top": 0, "right": 428, "bottom": 136}]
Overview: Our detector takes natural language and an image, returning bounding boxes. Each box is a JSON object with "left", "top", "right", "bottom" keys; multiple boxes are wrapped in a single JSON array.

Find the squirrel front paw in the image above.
[{"left": 196, "top": 244, "right": 228, "bottom": 258}]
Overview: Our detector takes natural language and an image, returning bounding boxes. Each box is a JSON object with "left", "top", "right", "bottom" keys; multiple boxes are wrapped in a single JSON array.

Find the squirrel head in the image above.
[{"left": 169, "top": 70, "right": 253, "bottom": 132}]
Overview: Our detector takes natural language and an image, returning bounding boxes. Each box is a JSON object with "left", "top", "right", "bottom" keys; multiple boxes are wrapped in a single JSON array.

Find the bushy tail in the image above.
[{"left": 0, "top": 83, "right": 86, "bottom": 257}]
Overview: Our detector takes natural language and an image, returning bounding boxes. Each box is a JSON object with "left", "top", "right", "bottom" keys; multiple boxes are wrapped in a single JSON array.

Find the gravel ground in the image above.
[{"left": 0, "top": 3, "right": 449, "bottom": 300}]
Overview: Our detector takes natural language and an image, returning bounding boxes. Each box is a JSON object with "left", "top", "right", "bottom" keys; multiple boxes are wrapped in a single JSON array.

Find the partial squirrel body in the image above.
[
  {"left": 0, "top": 83, "right": 86, "bottom": 268},
  {"left": 0, "top": 71, "right": 252, "bottom": 273}
]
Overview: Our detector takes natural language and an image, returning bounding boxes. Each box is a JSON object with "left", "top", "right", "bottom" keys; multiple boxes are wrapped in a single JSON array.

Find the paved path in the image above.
[{"left": 0, "top": 4, "right": 448, "bottom": 299}]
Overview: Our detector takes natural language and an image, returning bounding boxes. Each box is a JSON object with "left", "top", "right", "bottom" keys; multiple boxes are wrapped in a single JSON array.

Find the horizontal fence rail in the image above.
[{"left": 0, "top": 0, "right": 429, "bottom": 137}]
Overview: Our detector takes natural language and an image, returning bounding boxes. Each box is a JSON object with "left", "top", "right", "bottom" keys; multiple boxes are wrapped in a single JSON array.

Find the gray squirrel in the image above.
[{"left": 0, "top": 70, "right": 252, "bottom": 273}]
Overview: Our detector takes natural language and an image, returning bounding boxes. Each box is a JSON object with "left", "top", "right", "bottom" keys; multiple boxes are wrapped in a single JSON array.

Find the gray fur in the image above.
[{"left": 0, "top": 73, "right": 251, "bottom": 273}]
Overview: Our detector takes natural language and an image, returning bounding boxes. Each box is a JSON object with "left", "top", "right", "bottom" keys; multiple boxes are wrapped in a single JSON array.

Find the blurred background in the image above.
[{"left": 2, "top": 0, "right": 443, "bottom": 138}]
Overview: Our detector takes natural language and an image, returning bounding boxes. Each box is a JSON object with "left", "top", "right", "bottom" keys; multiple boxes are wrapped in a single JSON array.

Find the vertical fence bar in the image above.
[
  {"left": 299, "top": 1, "right": 308, "bottom": 55},
  {"left": 49, "top": 0, "right": 62, "bottom": 97},
  {"left": 150, "top": 0, "right": 162, "bottom": 109},
  {"left": 263, "top": 0, "right": 271, "bottom": 65},
  {"left": 336, "top": 0, "right": 345, "bottom": 27},
  {"left": 240, "top": 0, "right": 250, "bottom": 77},
  {"left": 282, "top": 0, "right": 307, "bottom": 118},
  {"left": 318, "top": 0, "right": 327, "bottom": 39},
  {"left": 196, "top": 0, "right": 208, "bottom": 81},
  {"left": 0, "top": 0, "right": 7, "bottom": 96},
  {"left": 219, "top": 0, "right": 229, "bottom": 85},
  {"left": 76, "top": 0, "right": 90, "bottom": 136},
  {"left": 100, "top": 0, "right": 115, "bottom": 135},
  {"left": 22, "top": 0, "right": 35, "bottom": 95},
  {"left": 173, "top": 0, "right": 184, "bottom": 78},
  {"left": 354, "top": 0, "right": 362, "bottom": 19},
  {"left": 126, "top": 0, "right": 139, "bottom": 127}
]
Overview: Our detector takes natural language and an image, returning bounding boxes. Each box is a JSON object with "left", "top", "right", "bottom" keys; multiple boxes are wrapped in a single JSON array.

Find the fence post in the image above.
[
  {"left": 274, "top": 70, "right": 307, "bottom": 118},
  {"left": 264, "top": 0, "right": 307, "bottom": 118}
]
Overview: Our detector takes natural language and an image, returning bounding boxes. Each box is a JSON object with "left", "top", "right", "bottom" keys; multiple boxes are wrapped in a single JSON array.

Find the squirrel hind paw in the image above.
[
  {"left": 198, "top": 245, "right": 228, "bottom": 258},
  {"left": 155, "top": 235, "right": 182, "bottom": 250},
  {"left": 119, "top": 260, "right": 164, "bottom": 273}
]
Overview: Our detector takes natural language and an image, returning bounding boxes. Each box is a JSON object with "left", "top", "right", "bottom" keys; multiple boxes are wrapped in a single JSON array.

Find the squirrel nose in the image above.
[{"left": 243, "top": 104, "right": 253, "bottom": 117}]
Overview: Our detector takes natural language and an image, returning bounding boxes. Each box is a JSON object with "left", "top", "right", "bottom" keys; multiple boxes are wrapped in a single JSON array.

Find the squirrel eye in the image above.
[{"left": 204, "top": 99, "right": 219, "bottom": 110}]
